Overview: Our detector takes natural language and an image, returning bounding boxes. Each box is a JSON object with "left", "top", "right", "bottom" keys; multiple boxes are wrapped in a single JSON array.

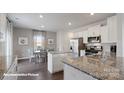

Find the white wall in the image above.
[
  {"left": 13, "top": 28, "right": 33, "bottom": 58},
  {"left": 57, "top": 31, "right": 70, "bottom": 52},
  {"left": 116, "top": 14, "right": 124, "bottom": 57}
]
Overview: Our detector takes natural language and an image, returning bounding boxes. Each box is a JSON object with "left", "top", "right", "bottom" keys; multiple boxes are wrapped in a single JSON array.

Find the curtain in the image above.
[
  {"left": 6, "top": 19, "right": 13, "bottom": 56},
  {"left": 33, "top": 30, "right": 46, "bottom": 51},
  {"left": 0, "top": 14, "right": 13, "bottom": 70},
  {"left": 5, "top": 18, "right": 13, "bottom": 69}
]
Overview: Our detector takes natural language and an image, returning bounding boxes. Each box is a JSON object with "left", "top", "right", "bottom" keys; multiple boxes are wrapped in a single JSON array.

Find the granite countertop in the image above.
[
  {"left": 61, "top": 55, "right": 124, "bottom": 80},
  {"left": 0, "top": 56, "right": 16, "bottom": 79},
  {"left": 48, "top": 51, "right": 72, "bottom": 54}
]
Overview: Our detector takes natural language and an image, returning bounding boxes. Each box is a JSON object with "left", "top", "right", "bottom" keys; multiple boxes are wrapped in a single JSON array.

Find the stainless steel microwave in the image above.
[{"left": 88, "top": 36, "right": 101, "bottom": 43}]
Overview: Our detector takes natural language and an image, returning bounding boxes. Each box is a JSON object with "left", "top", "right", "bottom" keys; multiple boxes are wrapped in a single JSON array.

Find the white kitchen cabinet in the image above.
[
  {"left": 64, "top": 64, "right": 97, "bottom": 80},
  {"left": 48, "top": 52, "right": 64, "bottom": 73},
  {"left": 100, "top": 25, "right": 109, "bottom": 43},
  {"left": 78, "top": 31, "right": 83, "bottom": 38},
  {"left": 88, "top": 25, "right": 101, "bottom": 37},
  {"left": 73, "top": 32, "right": 78, "bottom": 38},
  {"left": 73, "top": 31, "right": 83, "bottom": 38},
  {"left": 107, "top": 15, "right": 117, "bottom": 42},
  {"left": 82, "top": 30, "right": 88, "bottom": 43}
]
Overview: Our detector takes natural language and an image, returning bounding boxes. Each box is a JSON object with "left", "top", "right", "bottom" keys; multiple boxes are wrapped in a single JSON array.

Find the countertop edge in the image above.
[{"left": 62, "top": 60, "right": 101, "bottom": 80}]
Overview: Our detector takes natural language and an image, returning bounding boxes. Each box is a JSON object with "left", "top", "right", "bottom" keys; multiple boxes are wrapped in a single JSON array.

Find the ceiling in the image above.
[{"left": 8, "top": 13, "right": 115, "bottom": 32}]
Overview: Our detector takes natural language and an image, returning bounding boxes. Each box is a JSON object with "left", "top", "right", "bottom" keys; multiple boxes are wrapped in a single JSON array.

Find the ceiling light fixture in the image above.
[
  {"left": 41, "top": 25, "right": 45, "bottom": 28},
  {"left": 40, "top": 15, "right": 43, "bottom": 18},
  {"left": 90, "top": 13, "right": 94, "bottom": 15},
  {"left": 68, "top": 22, "right": 72, "bottom": 26}
]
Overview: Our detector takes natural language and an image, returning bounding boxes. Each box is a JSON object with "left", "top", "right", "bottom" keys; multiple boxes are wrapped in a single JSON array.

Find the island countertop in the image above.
[
  {"left": 61, "top": 55, "right": 124, "bottom": 80},
  {"left": 48, "top": 51, "right": 72, "bottom": 55},
  {"left": 0, "top": 56, "right": 17, "bottom": 79}
]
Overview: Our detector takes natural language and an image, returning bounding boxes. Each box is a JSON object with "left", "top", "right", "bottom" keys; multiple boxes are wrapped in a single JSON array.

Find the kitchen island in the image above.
[
  {"left": 47, "top": 51, "right": 74, "bottom": 74},
  {"left": 62, "top": 55, "right": 124, "bottom": 80},
  {"left": 0, "top": 56, "right": 18, "bottom": 80}
]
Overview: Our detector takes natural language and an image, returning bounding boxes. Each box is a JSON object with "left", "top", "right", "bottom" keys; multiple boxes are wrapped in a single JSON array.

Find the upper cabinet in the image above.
[
  {"left": 82, "top": 30, "right": 88, "bottom": 43},
  {"left": 73, "top": 31, "right": 83, "bottom": 38},
  {"left": 71, "top": 30, "right": 88, "bottom": 43},
  {"left": 88, "top": 25, "right": 101, "bottom": 37},
  {"left": 73, "top": 32, "right": 78, "bottom": 38},
  {"left": 100, "top": 25, "right": 109, "bottom": 43},
  {"left": 107, "top": 15, "right": 117, "bottom": 43},
  {"left": 70, "top": 15, "right": 118, "bottom": 44},
  {"left": 78, "top": 31, "right": 83, "bottom": 38}
]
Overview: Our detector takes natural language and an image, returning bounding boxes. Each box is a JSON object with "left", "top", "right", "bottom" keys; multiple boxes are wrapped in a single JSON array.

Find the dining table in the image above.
[{"left": 33, "top": 50, "right": 47, "bottom": 63}]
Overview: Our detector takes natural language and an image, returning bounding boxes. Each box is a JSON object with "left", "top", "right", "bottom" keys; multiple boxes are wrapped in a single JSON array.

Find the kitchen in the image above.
[
  {"left": 48, "top": 14, "right": 119, "bottom": 80},
  {"left": 1, "top": 0, "right": 124, "bottom": 92},
  {"left": 0, "top": 13, "right": 124, "bottom": 80}
]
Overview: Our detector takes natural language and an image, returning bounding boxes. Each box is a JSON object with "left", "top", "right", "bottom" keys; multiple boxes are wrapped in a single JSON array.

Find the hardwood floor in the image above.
[{"left": 17, "top": 59, "right": 63, "bottom": 80}]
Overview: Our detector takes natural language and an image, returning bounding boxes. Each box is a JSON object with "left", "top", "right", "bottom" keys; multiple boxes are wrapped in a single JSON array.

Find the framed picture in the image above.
[
  {"left": 48, "top": 39, "right": 54, "bottom": 44},
  {"left": 18, "top": 37, "right": 28, "bottom": 45}
]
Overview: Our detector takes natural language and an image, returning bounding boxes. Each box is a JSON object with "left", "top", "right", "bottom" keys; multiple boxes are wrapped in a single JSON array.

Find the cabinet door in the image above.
[
  {"left": 100, "top": 25, "right": 109, "bottom": 43},
  {"left": 78, "top": 31, "right": 83, "bottom": 38},
  {"left": 73, "top": 31, "right": 83, "bottom": 38},
  {"left": 88, "top": 25, "right": 100, "bottom": 37},
  {"left": 53, "top": 54, "right": 63, "bottom": 73},
  {"left": 107, "top": 15, "right": 117, "bottom": 42},
  {"left": 82, "top": 30, "right": 88, "bottom": 43},
  {"left": 73, "top": 32, "right": 78, "bottom": 38},
  {"left": 87, "top": 28, "right": 93, "bottom": 37}
]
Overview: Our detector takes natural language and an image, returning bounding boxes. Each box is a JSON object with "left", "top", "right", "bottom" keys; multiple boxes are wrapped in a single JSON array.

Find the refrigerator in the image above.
[{"left": 70, "top": 38, "right": 85, "bottom": 57}]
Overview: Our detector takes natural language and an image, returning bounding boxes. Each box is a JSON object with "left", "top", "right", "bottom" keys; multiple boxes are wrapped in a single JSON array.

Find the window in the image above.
[{"left": 33, "top": 31, "right": 46, "bottom": 51}]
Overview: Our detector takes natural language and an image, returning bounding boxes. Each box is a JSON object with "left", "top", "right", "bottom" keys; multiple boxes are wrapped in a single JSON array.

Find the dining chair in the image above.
[
  {"left": 27, "top": 48, "right": 33, "bottom": 62},
  {"left": 39, "top": 50, "right": 47, "bottom": 63}
]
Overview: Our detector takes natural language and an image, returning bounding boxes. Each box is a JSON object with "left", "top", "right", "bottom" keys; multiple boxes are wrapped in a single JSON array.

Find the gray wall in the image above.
[
  {"left": 13, "top": 28, "right": 57, "bottom": 58},
  {"left": 46, "top": 31, "right": 56, "bottom": 50},
  {"left": 13, "top": 28, "right": 33, "bottom": 58}
]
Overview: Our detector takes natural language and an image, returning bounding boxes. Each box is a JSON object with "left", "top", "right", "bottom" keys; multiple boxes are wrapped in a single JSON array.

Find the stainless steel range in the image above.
[{"left": 85, "top": 43, "right": 102, "bottom": 55}]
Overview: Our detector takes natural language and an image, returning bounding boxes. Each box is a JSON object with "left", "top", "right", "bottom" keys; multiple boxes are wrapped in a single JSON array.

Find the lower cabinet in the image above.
[
  {"left": 48, "top": 52, "right": 63, "bottom": 74},
  {"left": 64, "top": 64, "right": 97, "bottom": 80}
]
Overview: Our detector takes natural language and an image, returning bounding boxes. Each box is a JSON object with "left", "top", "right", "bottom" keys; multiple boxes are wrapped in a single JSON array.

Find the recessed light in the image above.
[
  {"left": 40, "top": 15, "right": 43, "bottom": 18},
  {"left": 90, "top": 13, "right": 94, "bottom": 15},
  {"left": 68, "top": 22, "right": 72, "bottom": 26},
  {"left": 40, "top": 25, "right": 45, "bottom": 28}
]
